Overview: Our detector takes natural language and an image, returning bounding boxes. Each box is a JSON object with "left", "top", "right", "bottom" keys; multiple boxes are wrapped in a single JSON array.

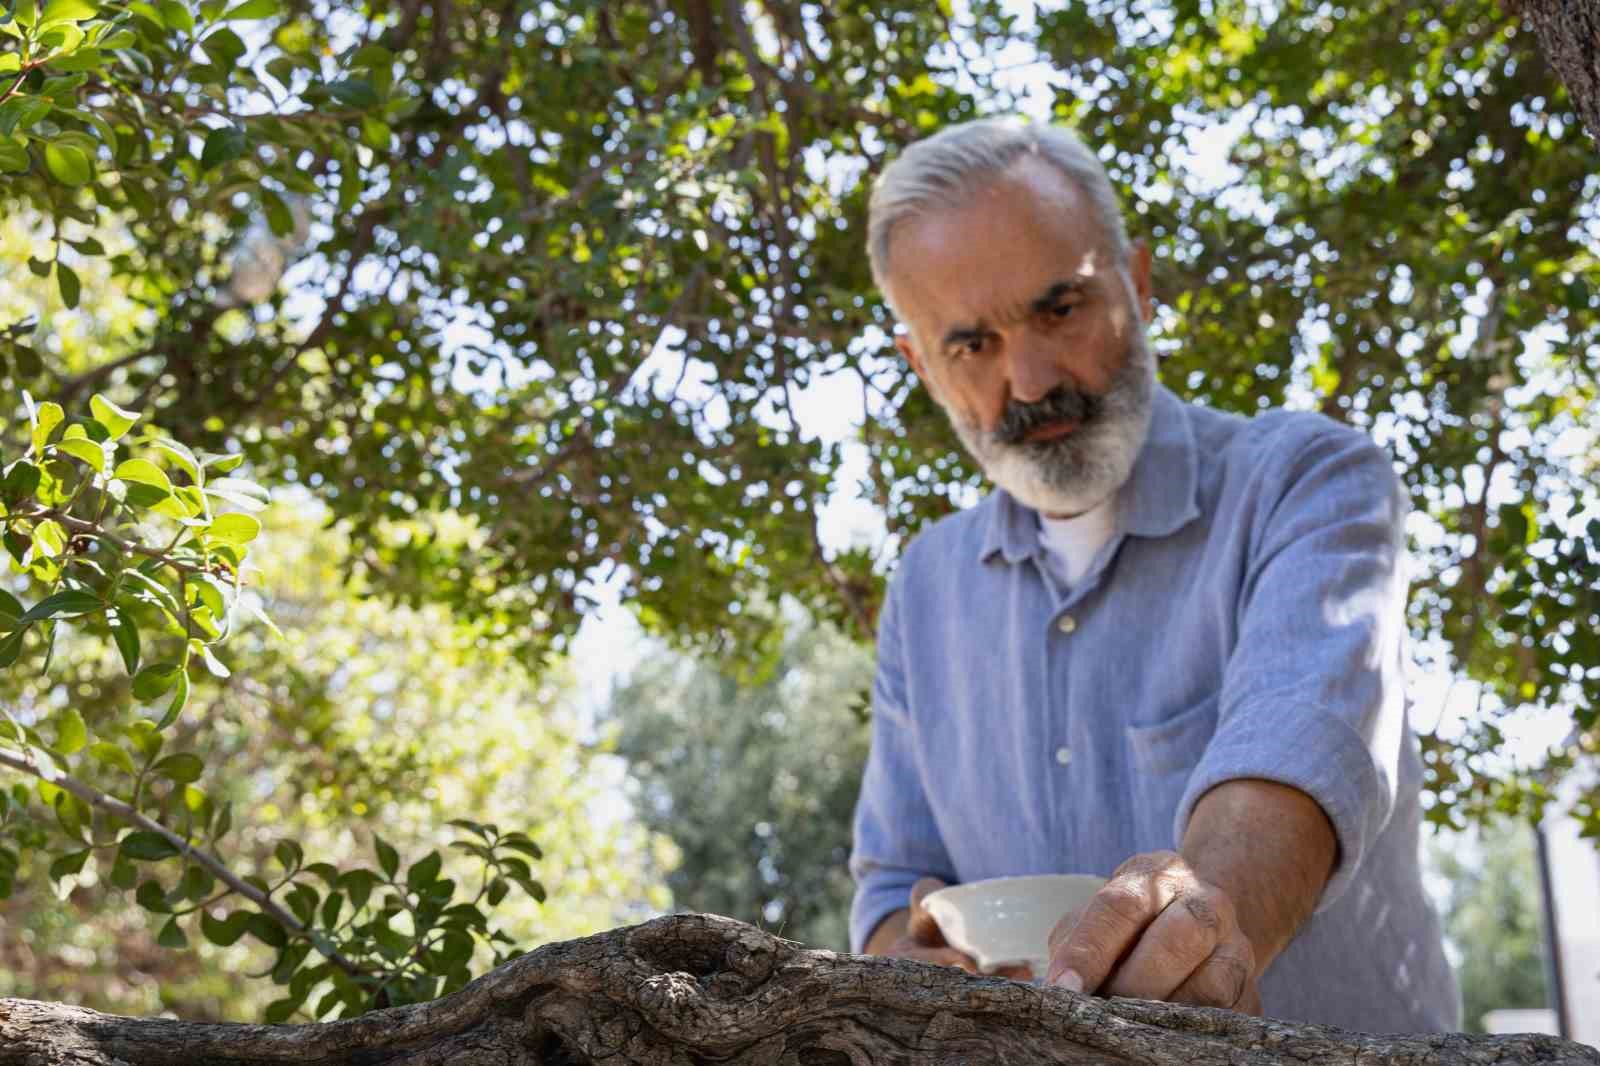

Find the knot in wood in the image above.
[{"left": 724, "top": 929, "right": 777, "bottom": 984}]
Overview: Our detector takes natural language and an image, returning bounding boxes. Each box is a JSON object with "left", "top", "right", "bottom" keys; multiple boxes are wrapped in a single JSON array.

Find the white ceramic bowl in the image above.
[{"left": 921, "top": 873, "right": 1107, "bottom": 978}]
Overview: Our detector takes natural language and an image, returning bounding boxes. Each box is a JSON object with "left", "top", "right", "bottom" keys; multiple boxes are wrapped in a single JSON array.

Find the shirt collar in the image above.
[{"left": 979, "top": 383, "right": 1201, "bottom": 565}]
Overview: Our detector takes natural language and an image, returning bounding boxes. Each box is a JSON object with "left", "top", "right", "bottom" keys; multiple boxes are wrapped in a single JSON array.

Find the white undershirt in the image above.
[{"left": 1036, "top": 497, "right": 1117, "bottom": 589}]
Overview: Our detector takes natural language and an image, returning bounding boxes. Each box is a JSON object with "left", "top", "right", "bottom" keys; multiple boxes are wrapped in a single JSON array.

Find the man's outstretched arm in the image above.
[{"left": 1044, "top": 777, "right": 1336, "bottom": 1011}]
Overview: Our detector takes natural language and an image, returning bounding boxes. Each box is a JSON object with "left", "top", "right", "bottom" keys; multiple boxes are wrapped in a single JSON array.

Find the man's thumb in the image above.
[{"left": 907, "top": 877, "right": 950, "bottom": 944}]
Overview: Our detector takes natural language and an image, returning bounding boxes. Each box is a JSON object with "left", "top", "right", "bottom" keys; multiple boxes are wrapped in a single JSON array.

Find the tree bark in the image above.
[
  {"left": 1, "top": 914, "right": 1595, "bottom": 1065},
  {"left": 1520, "top": 0, "right": 1600, "bottom": 145}
]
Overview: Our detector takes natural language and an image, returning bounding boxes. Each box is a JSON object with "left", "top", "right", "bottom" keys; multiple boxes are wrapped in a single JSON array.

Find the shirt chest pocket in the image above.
[{"left": 1122, "top": 694, "right": 1220, "bottom": 849}]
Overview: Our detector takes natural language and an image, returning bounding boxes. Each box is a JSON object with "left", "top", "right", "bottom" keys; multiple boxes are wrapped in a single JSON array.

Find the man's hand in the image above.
[
  {"left": 1043, "top": 851, "right": 1262, "bottom": 1013},
  {"left": 867, "top": 877, "right": 1035, "bottom": 980}
]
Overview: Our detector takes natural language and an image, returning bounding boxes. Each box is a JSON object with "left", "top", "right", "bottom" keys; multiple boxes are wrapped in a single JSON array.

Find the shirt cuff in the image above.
[
  {"left": 849, "top": 868, "right": 923, "bottom": 954},
  {"left": 1172, "top": 699, "right": 1393, "bottom": 914}
]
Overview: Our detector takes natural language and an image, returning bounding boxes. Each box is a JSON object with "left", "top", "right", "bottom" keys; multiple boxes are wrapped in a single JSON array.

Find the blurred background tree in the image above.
[
  {"left": 1428, "top": 816, "right": 1553, "bottom": 1032},
  {"left": 604, "top": 605, "right": 869, "bottom": 952}
]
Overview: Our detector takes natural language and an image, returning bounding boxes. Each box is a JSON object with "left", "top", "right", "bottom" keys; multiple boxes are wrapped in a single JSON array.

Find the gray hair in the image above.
[{"left": 867, "top": 118, "right": 1129, "bottom": 314}]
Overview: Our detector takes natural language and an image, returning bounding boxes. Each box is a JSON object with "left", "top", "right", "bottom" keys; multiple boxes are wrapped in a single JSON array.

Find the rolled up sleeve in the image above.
[
  {"left": 1173, "top": 426, "right": 1410, "bottom": 912},
  {"left": 848, "top": 564, "right": 955, "bottom": 953}
]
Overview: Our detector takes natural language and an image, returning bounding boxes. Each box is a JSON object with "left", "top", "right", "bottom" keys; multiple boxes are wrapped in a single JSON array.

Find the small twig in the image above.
[
  {"left": 16, "top": 508, "right": 209, "bottom": 576},
  {"left": 0, "top": 742, "right": 365, "bottom": 979}
]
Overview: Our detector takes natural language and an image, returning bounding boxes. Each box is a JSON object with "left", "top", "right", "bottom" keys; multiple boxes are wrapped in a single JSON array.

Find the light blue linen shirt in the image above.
[{"left": 849, "top": 384, "right": 1460, "bottom": 1033}]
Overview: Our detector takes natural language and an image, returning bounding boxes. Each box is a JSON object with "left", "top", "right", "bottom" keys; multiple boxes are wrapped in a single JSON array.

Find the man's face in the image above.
[{"left": 884, "top": 155, "right": 1158, "bottom": 517}]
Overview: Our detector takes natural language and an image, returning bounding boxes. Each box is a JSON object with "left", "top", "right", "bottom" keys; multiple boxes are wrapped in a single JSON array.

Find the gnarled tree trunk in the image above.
[
  {"left": 1521, "top": 0, "right": 1600, "bottom": 144},
  {"left": 1, "top": 914, "right": 1595, "bottom": 1065}
]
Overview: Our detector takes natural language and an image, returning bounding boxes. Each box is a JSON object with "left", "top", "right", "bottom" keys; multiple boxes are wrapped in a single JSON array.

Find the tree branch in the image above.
[
  {"left": 0, "top": 913, "right": 1594, "bottom": 1064},
  {"left": 0, "top": 742, "right": 365, "bottom": 980}
]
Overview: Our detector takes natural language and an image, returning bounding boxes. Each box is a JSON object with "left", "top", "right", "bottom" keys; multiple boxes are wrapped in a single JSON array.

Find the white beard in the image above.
[{"left": 947, "top": 334, "right": 1156, "bottom": 517}]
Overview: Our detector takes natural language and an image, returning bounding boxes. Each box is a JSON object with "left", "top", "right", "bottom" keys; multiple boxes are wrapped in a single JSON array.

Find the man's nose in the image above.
[{"left": 1006, "top": 332, "right": 1067, "bottom": 405}]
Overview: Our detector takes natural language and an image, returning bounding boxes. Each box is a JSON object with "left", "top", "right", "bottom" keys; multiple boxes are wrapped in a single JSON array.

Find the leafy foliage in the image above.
[{"left": 0, "top": 392, "right": 561, "bottom": 1020}]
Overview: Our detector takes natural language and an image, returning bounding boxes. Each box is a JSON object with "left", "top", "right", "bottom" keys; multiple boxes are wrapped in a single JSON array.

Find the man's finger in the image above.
[
  {"left": 1168, "top": 942, "right": 1256, "bottom": 1011},
  {"left": 1046, "top": 904, "right": 1087, "bottom": 956},
  {"left": 1101, "top": 888, "right": 1224, "bottom": 1001},
  {"left": 906, "top": 877, "right": 951, "bottom": 945},
  {"left": 1045, "top": 871, "right": 1184, "bottom": 991}
]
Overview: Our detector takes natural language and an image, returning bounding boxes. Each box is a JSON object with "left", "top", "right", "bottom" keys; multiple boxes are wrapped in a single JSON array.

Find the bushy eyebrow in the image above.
[
  {"left": 1029, "top": 278, "right": 1088, "bottom": 313},
  {"left": 938, "top": 278, "right": 1091, "bottom": 351}
]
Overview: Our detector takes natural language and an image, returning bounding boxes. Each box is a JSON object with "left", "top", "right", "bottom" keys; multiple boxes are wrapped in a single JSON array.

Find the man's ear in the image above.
[{"left": 1129, "top": 238, "right": 1155, "bottom": 325}]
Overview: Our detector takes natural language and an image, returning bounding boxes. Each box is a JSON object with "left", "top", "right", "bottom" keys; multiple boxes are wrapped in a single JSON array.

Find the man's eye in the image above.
[
  {"left": 1050, "top": 303, "right": 1076, "bottom": 319},
  {"left": 952, "top": 337, "right": 986, "bottom": 359}
]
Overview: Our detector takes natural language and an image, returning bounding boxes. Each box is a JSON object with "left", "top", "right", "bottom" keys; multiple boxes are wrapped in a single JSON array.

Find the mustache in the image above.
[{"left": 992, "top": 384, "right": 1104, "bottom": 446}]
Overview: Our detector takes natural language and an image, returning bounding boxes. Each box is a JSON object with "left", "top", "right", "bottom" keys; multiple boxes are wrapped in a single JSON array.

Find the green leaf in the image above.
[
  {"left": 200, "top": 123, "right": 246, "bottom": 169},
  {"left": 405, "top": 850, "right": 441, "bottom": 891},
  {"left": 261, "top": 187, "right": 293, "bottom": 238},
  {"left": 499, "top": 834, "right": 542, "bottom": 860},
  {"left": 0, "top": 142, "right": 27, "bottom": 173},
  {"left": 108, "top": 853, "right": 136, "bottom": 889},
  {"left": 49, "top": 848, "right": 91, "bottom": 880},
  {"left": 132, "top": 663, "right": 181, "bottom": 700},
  {"left": 150, "top": 437, "right": 201, "bottom": 484},
  {"left": 113, "top": 458, "right": 172, "bottom": 492},
  {"left": 212, "top": 800, "right": 232, "bottom": 840},
  {"left": 90, "top": 394, "right": 139, "bottom": 439},
  {"left": 55, "top": 708, "right": 87, "bottom": 754},
  {"left": 31, "top": 401, "right": 64, "bottom": 453},
  {"left": 0, "top": 627, "right": 22, "bottom": 669},
  {"left": 200, "top": 908, "right": 250, "bottom": 946},
  {"left": 204, "top": 478, "right": 269, "bottom": 511},
  {"left": 221, "top": 0, "right": 276, "bottom": 19},
  {"left": 319, "top": 891, "right": 343, "bottom": 929},
  {"left": 15, "top": 0, "right": 37, "bottom": 27},
  {"left": 374, "top": 836, "right": 398, "bottom": 879},
  {"left": 340, "top": 868, "right": 377, "bottom": 912},
  {"left": 43, "top": 142, "right": 91, "bottom": 185},
  {"left": 54, "top": 435, "right": 106, "bottom": 472},
  {"left": 204, "top": 452, "right": 245, "bottom": 474},
  {"left": 120, "top": 831, "right": 180, "bottom": 861},
  {"left": 38, "top": 0, "right": 97, "bottom": 29},
  {"left": 157, "top": 916, "right": 188, "bottom": 948},
  {"left": 158, "top": 0, "right": 193, "bottom": 32},
  {"left": 47, "top": 47, "right": 104, "bottom": 71},
  {"left": 327, "top": 77, "right": 377, "bottom": 110},
  {"left": 208, "top": 512, "right": 261, "bottom": 545},
  {"left": 108, "top": 607, "right": 140, "bottom": 674},
  {"left": 198, "top": 642, "right": 230, "bottom": 678},
  {"left": 244, "top": 911, "right": 288, "bottom": 947},
  {"left": 0, "top": 589, "right": 22, "bottom": 626},
  {"left": 274, "top": 838, "right": 303, "bottom": 873},
  {"left": 56, "top": 262, "right": 81, "bottom": 309},
  {"left": 435, "top": 929, "right": 474, "bottom": 967},
  {"left": 124, "top": 719, "right": 162, "bottom": 760},
  {"left": 199, "top": 25, "right": 245, "bottom": 67},
  {"left": 0, "top": 55, "right": 18, "bottom": 76},
  {"left": 22, "top": 589, "right": 102, "bottom": 621},
  {"left": 152, "top": 752, "right": 203, "bottom": 783},
  {"left": 89, "top": 740, "right": 135, "bottom": 775},
  {"left": 156, "top": 668, "right": 189, "bottom": 730}
]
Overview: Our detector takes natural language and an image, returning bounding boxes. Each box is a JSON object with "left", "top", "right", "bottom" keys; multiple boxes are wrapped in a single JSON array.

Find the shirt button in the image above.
[
  {"left": 1056, "top": 615, "right": 1077, "bottom": 634},
  {"left": 1055, "top": 747, "right": 1073, "bottom": 767}
]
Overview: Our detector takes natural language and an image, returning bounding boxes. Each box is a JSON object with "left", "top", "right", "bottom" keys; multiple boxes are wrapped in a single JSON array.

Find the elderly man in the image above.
[{"left": 848, "top": 117, "right": 1460, "bottom": 1032}]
